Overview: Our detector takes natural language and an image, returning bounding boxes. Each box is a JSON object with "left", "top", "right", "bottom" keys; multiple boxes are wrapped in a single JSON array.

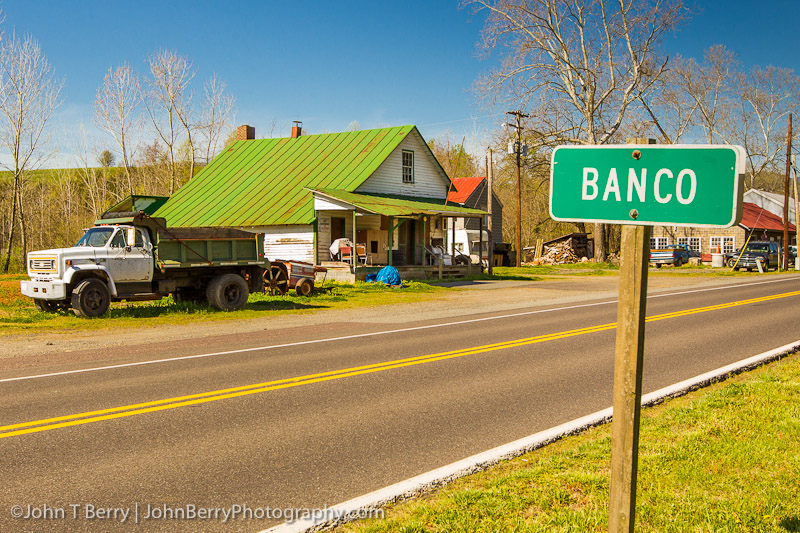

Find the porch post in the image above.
[
  {"left": 352, "top": 210, "right": 357, "bottom": 270},
  {"left": 388, "top": 216, "right": 393, "bottom": 266},
  {"left": 479, "top": 215, "right": 484, "bottom": 272},
  {"left": 450, "top": 216, "right": 455, "bottom": 256},
  {"left": 423, "top": 216, "right": 428, "bottom": 266}
]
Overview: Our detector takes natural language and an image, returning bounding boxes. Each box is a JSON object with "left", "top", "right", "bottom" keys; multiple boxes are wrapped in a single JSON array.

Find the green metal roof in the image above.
[
  {"left": 310, "top": 188, "right": 487, "bottom": 217},
  {"left": 154, "top": 125, "right": 429, "bottom": 227}
]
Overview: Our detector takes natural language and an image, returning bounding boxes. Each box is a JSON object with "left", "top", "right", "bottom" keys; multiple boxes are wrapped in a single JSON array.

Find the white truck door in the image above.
[
  {"left": 127, "top": 228, "right": 153, "bottom": 281},
  {"left": 107, "top": 228, "right": 153, "bottom": 283}
]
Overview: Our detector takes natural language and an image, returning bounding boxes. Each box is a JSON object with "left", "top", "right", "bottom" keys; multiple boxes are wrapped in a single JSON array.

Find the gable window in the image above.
[{"left": 402, "top": 150, "right": 414, "bottom": 183}]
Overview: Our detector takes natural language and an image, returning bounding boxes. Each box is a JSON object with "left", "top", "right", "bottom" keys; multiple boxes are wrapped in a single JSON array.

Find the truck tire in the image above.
[
  {"left": 34, "top": 299, "right": 59, "bottom": 313},
  {"left": 295, "top": 279, "right": 314, "bottom": 297},
  {"left": 207, "top": 274, "right": 249, "bottom": 311},
  {"left": 71, "top": 278, "right": 111, "bottom": 318}
]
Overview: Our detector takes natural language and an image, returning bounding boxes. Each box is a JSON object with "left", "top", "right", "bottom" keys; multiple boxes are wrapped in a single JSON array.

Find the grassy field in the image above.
[{"left": 333, "top": 353, "right": 800, "bottom": 533}]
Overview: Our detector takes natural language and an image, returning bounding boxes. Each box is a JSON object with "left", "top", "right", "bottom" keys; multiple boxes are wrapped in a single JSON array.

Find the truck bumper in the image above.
[{"left": 20, "top": 279, "right": 67, "bottom": 300}]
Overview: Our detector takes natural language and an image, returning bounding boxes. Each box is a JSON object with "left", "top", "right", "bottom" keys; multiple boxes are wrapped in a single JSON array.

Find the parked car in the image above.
[
  {"left": 649, "top": 244, "right": 690, "bottom": 267},
  {"left": 727, "top": 241, "right": 781, "bottom": 271}
]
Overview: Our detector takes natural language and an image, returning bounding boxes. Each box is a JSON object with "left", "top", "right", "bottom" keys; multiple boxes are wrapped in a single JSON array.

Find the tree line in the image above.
[{"left": 0, "top": 28, "right": 236, "bottom": 272}]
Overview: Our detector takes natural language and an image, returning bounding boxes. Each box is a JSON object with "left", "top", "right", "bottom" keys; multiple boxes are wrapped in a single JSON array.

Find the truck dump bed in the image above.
[{"left": 155, "top": 227, "right": 264, "bottom": 267}]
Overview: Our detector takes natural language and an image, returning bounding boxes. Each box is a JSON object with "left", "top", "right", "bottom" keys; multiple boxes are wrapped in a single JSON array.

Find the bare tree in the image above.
[
  {"left": 735, "top": 65, "right": 800, "bottom": 190},
  {"left": 198, "top": 74, "right": 235, "bottom": 164},
  {"left": 0, "top": 33, "right": 63, "bottom": 272},
  {"left": 94, "top": 62, "right": 141, "bottom": 194},
  {"left": 145, "top": 50, "right": 196, "bottom": 193},
  {"left": 469, "top": 0, "right": 686, "bottom": 260},
  {"left": 671, "top": 45, "right": 739, "bottom": 144}
]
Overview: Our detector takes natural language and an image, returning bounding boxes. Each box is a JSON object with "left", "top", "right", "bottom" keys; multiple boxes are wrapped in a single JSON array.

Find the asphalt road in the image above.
[{"left": 2, "top": 276, "right": 799, "bottom": 532}]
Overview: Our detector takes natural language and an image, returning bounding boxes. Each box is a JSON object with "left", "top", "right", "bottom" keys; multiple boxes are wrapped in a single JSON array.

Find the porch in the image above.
[{"left": 311, "top": 189, "right": 488, "bottom": 280}]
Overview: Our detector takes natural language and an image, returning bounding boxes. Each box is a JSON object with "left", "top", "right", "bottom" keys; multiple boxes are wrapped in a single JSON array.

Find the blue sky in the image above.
[{"left": 3, "top": 0, "right": 800, "bottom": 166}]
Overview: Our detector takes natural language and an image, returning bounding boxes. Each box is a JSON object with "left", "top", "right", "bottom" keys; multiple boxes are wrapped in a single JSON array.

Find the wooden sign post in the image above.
[{"left": 608, "top": 223, "right": 650, "bottom": 532}]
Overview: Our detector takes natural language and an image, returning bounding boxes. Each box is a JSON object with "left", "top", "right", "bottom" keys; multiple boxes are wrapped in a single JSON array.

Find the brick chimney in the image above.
[
  {"left": 236, "top": 124, "right": 255, "bottom": 141},
  {"left": 291, "top": 120, "right": 303, "bottom": 138}
]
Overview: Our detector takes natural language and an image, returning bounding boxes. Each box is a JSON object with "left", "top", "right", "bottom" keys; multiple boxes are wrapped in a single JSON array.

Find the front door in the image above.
[
  {"left": 405, "top": 220, "right": 417, "bottom": 265},
  {"left": 331, "top": 217, "right": 346, "bottom": 240}
]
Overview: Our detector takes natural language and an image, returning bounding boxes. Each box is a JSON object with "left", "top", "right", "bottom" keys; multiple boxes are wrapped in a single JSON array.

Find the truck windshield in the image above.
[
  {"left": 75, "top": 227, "right": 115, "bottom": 247},
  {"left": 745, "top": 244, "right": 769, "bottom": 252}
]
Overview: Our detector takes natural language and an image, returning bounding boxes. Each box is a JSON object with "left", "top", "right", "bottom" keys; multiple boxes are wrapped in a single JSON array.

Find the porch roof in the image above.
[{"left": 309, "top": 188, "right": 487, "bottom": 217}]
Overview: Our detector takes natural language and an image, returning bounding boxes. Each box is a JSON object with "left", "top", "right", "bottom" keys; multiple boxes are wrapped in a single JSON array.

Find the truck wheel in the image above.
[
  {"left": 71, "top": 278, "right": 111, "bottom": 318},
  {"left": 295, "top": 279, "right": 314, "bottom": 297},
  {"left": 207, "top": 274, "right": 249, "bottom": 311},
  {"left": 34, "top": 299, "right": 59, "bottom": 313},
  {"left": 727, "top": 258, "right": 736, "bottom": 268},
  {"left": 655, "top": 263, "right": 662, "bottom": 269}
]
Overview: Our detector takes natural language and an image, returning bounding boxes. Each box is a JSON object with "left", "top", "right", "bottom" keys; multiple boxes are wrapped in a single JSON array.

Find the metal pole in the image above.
[
  {"left": 608, "top": 224, "right": 651, "bottom": 533},
  {"left": 487, "top": 148, "right": 494, "bottom": 275},
  {"left": 784, "top": 114, "right": 792, "bottom": 269}
]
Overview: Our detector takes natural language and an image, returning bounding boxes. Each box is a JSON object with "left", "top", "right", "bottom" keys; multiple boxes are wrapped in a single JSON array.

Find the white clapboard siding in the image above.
[
  {"left": 357, "top": 129, "right": 449, "bottom": 199},
  {"left": 263, "top": 225, "right": 315, "bottom": 263}
]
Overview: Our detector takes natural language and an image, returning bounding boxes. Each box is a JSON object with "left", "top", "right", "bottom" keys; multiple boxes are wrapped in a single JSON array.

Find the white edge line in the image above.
[
  {"left": 261, "top": 339, "right": 800, "bottom": 533},
  {"left": 4, "top": 277, "right": 796, "bottom": 384}
]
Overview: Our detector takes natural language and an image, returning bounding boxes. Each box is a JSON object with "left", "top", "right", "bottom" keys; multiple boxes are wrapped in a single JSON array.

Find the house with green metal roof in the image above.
[{"left": 154, "top": 123, "right": 486, "bottom": 268}]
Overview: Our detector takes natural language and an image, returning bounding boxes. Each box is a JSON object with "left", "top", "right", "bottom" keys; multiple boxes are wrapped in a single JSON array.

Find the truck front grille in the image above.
[{"left": 29, "top": 257, "right": 57, "bottom": 273}]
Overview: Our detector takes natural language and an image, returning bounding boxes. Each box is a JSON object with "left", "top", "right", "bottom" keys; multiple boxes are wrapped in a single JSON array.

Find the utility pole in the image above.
[
  {"left": 487, "top": 148, "right": 494, "bottom": 276},
  {"left": 506, "top": 110, "right": 529, "bottom": 267},
  {"left": 792, "top": 155, "right": 799, "bottom": 270},
  {"left": 784, "top": 114, "right": 792, "bottom": 269}
]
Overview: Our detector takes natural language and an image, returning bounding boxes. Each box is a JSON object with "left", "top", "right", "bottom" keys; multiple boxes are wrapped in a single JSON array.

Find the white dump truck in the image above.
[{"left": 21, "top": 212, "right": 279, "bottom": 318}]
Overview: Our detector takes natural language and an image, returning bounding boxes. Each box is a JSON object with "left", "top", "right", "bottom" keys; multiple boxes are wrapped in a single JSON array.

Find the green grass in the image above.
[
  {"left": 336, "top": 354, "right": 800, "bottom": 532},
  {"left": 0, "top": 279, "right": 446, "bottom": 333}
]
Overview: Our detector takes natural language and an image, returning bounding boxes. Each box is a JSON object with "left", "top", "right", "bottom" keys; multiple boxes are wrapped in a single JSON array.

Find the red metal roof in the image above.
[
  {"left": 447, "top": 177, "right": 485, "bottom": 204},
  {"left": 740, "top": 202, "right": 796, "bottom": 231}
]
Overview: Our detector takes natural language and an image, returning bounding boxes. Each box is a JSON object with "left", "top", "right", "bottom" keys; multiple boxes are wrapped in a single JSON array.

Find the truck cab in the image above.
[{"left": 21, "top": 225, "right": 156, "bottom": 315}]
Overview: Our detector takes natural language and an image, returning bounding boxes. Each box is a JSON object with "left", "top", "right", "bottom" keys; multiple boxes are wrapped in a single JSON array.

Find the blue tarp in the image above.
[{"left": 375, "top": 265, "right": 401, "bottom": 286}]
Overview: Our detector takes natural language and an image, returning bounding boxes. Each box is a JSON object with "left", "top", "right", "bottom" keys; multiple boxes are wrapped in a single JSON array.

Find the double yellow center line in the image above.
[{"left": 2, "top": 290, "right": 798, "bottom": 440}]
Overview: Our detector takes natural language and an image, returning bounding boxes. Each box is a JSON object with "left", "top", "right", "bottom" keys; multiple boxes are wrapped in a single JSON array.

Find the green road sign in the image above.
[{"left": 549, "top": 145, "right": 745, "bottom": 227}]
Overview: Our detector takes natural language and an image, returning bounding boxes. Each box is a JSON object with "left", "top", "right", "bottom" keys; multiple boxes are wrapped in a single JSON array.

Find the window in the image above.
[
  {"left": 678, "top": 236, "right": 700, "bottom": 253},
  {"left": 109, "top": 230, "right": 126, "bottom": 248},
  {"left": 402, "top": 150, "right": 414, "bottom": 183},
  {"left": 710, "top": 236, "right": 735, "bottom": 253},
  {"left": 650, "top": 237, "right": 668, "bottom": 249}
]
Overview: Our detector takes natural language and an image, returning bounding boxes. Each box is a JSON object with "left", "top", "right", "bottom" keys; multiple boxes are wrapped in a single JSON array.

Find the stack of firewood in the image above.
[{"left": 524, "top": 242, "right": 579, "bottom": 265}]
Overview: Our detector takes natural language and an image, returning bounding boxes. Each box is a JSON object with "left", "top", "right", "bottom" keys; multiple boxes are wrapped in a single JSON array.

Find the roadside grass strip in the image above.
[
  {"left": 327, "top": 351, "right": 800, "bottom": 533},
  {"left": 2, "top": 289, "right": 799, "bottom": 440}
]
